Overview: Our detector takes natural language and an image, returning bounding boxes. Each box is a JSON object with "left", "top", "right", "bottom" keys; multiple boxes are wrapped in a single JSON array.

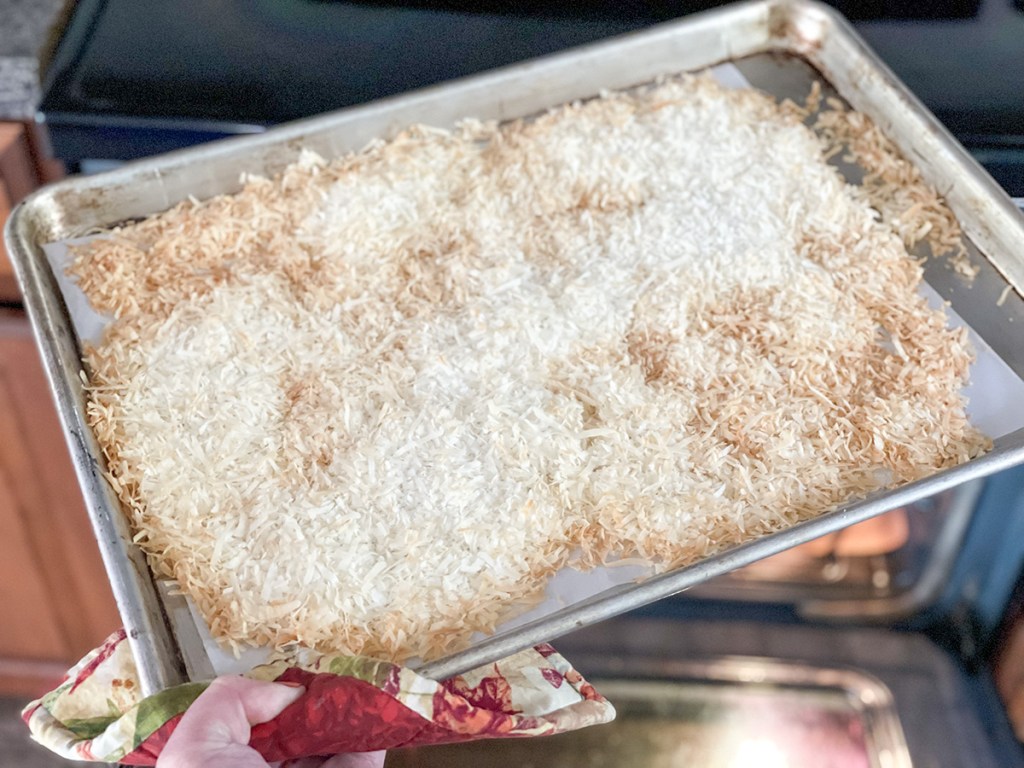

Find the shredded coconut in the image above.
[
  {"left": 74, "top": 74, "right": 989, "bottom": 661},
  {"left": 998, "top": 284, "right": 1015, "bottom": 307},
  {"left": 814, "top": 96, "right": 970, "bottom": 269}
]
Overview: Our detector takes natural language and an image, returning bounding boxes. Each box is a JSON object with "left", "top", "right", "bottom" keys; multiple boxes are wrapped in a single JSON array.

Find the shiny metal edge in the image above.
[
  {"left": 421, "top": 429, "right": 1024, "bottom": 679},
  {"left": 5, "top": 0, "right": 1024, "bottom": 690},
  {"left": 800, "top": 7, "right": 1024, "bottom": 297},
  {"left": 689, "top": 480, "right": 981, "bottom": 615},
  {"left": 10, "top": 0, "right": 775, "bottom": 244},
  {"left": 574, "top": 656, "right": 912, "bottom": 768},
  {"left": 779, "top": 2, "right": 1024, "bottom": 379},
  {"left": 3, "top": 210, "right": 187, "bottom": 695},
  {"left": 798, "top": 479, "right": 984, "bottom": 621}
]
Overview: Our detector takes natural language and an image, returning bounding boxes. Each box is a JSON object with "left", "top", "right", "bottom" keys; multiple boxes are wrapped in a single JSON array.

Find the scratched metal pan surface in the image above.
[{"left": 7, "top": 0, "right": 1024, "bottom": 694}]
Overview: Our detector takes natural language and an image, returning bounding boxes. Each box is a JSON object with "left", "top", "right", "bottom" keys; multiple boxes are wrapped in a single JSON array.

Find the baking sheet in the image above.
[
  {"left": 41, "top": 61, "right": 1024, "bottom": 676},
  {"left": 12, "top": 1, "right": 1024, "bottom": 692}
]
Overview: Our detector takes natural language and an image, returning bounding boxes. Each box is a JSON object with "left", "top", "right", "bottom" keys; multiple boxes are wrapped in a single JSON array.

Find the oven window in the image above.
[{"left": 693, "top": 483, "right": 983, "bottom": 620}]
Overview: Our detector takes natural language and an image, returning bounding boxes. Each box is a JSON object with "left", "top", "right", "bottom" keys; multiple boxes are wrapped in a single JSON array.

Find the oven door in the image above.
[
  {"left": 385, "top": 618, "right": 1021, "bottom": 767},
  {"left": 381, "top": 466, "right": 1024, "bottom": 767}
]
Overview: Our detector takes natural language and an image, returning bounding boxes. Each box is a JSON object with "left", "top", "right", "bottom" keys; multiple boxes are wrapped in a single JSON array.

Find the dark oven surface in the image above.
[
  {"left": 550, "top": 617, "right": 1024, "bottom": 768},
  {"left": 39, "top": 0, "right": 1024, "bottom": 194}
]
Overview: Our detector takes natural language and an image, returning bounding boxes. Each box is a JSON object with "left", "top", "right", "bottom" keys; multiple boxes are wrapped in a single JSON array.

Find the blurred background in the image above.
[{"left": 1, "top": 1, "right": 1024, "bottom": 766}]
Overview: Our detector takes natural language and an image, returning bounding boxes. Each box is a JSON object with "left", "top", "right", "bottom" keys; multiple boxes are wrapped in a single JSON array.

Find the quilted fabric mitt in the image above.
[{"left": 23, "top": 630, "right": 615, "bottom": 765}]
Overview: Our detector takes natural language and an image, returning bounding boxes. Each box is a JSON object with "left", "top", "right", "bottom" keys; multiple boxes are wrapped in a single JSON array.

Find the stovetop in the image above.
[{"left": 38, "top": 0, "right": 1024, "bottom": 193}]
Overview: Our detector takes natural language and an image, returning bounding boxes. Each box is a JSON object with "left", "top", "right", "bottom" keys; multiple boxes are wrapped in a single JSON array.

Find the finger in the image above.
[
  {"left": 320, "top": 751, "right": 387, "bottom": 768},
  {"left": 208, "top": 677, "right": 307, "bottom": 727},
  {"left": 175, "top": 677, "right": 304, "bottom": 747},
  {"left": 157, "top": 678, "right": 305, "bottom": 768}
]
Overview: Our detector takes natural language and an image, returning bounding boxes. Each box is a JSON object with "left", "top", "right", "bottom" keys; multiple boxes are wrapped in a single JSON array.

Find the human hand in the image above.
[{"left": 157, "top": 676, "right": 385, "bottom": 768}]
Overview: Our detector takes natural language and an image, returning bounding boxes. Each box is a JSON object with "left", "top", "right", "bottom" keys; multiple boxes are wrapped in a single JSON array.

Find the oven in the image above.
[
  {"left": 375, "top": 474, "right": 1024, "bottom": 767},
  {"left": 36, "top": 0, "right": 1024, "bottom": 196},
  {"left": 32, "top": 2, "right": 1024, "bottom": 765}
]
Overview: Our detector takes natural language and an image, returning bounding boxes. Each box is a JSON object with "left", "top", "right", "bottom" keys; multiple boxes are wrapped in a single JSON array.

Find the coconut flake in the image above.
[{"left": 74, "top": 74, "right": 989, "bottom": 662}]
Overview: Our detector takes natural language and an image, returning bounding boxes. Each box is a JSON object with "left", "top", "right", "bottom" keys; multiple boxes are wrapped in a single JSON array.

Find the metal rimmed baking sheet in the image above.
[{"left": 7, "top": 0, "right": 1024, "bottom": 692}]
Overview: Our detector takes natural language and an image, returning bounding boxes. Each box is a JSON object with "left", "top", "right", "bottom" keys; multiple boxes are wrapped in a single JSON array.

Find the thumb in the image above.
[
  {"left": 158, "top": 677, "right": 305, "bottom": 768},
  {"left": 205, "top": 677, "right": 306, "bottom": 731}
]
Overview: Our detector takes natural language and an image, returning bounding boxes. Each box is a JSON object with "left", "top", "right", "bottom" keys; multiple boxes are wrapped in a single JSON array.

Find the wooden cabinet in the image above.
[
  {"left": 2, "top": 124, "right": 39, "bottom": 301},
  {"left": 1, "top": 121, "right": 64, "bottom": 301},
  {"left": 0, "top": 122, "right": 119, "bottom": 697}
]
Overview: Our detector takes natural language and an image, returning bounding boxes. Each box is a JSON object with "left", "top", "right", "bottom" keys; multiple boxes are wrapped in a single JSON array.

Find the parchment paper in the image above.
[{"left": 41, "top": 62, "right": 1024, "bottom": 675}]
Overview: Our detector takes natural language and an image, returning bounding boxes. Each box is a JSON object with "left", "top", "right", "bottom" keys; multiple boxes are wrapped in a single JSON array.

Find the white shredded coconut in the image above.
[{"left": 75, "top": 75, "right": 988, "bottom": 661}]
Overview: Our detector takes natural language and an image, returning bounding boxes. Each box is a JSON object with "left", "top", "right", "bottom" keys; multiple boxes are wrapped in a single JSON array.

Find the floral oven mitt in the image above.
[{"left": 23, "top": 630, "right": 615, "bottom": 765}]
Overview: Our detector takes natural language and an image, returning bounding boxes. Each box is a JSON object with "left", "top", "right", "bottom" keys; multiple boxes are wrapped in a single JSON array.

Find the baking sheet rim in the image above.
[{"left": 7, "top": 0, "right": 1024, "bottom": 690}]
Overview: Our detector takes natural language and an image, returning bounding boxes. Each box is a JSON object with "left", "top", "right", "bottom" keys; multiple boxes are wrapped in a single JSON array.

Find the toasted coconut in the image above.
[{"left": 74, "top": 75, "right": 988, "bottom": 662}]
